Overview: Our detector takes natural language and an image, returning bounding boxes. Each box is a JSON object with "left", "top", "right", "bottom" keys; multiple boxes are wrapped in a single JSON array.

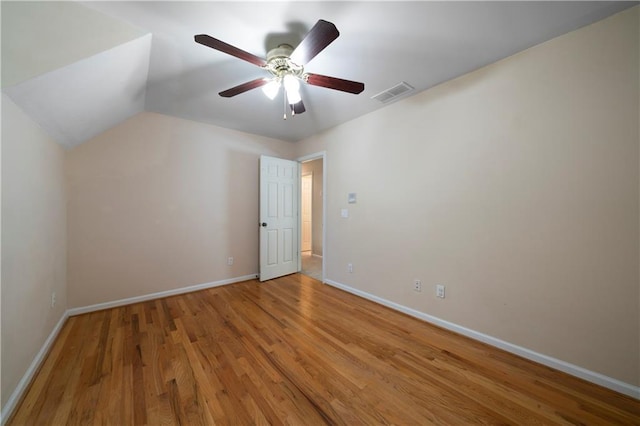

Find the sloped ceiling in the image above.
[
  {"left": 4, "top": 36, "right": 151, "bottom": 149},
  {"left": 2, "top": 1, "right": 636, "bottom": 147},
  {"left": 2, "top": 1, "right": 150, "bottom": 149}
]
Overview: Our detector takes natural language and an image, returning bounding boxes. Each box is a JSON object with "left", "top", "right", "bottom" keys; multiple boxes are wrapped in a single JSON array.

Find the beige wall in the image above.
[
  {"left": 1, "top": 94, "right": 68, "bottom": 407},
  {"left": 66, "top": 112, "right": 294, "bottom": 308},
  {"left": 301, "top": 158, "right": 323, "bottom": 256},
  {"left": 296, "top": 7, "right": 639, "bottom": 386}
]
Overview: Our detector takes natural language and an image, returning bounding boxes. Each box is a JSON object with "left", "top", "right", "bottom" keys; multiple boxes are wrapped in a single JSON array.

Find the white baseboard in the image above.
[
  {"left": 1, "top": 274, "right": 258, "bottom": 424},
  {"left": 1, "top": 311, "right": 69, "bottom": 425},
  {"left": 67, "top": 274, "right": 258, "bottom": 316},
  {"left": 324, "top": 278, "right": 639, "bottom": 400}
]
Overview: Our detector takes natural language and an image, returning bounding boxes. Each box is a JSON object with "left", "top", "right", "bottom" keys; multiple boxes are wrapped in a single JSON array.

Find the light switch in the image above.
[
  {"left": 341, "top": 208, "right": 349, "bottom": 218},
  {"left": 348, "top": 193, "right": 357, "bottom": 204}
]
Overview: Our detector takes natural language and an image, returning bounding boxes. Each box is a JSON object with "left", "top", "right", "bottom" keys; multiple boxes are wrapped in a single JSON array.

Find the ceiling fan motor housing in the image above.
[{"left": 265, "top": 44, "right": 304, "bottom": 78}]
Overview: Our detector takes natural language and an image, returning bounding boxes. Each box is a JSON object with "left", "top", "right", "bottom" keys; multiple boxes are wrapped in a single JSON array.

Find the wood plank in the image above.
[{"left": 7, "top": 274, "right": 640, "bottom": 425}]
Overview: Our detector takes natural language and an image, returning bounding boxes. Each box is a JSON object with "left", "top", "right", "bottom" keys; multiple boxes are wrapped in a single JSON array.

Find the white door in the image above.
[
  {"left": 301, "top": 174, "right": 312, "bottom": 252},
  {"left": 259, "top": 155, "right": 299, "bottom": 281}
]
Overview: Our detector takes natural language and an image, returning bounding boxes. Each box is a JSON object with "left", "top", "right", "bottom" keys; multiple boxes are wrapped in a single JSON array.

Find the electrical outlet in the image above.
[
  {"left": 414, "top": 279, "right": 422, "bottom": 292},
  {"left": 347, "top": 263, "right": 353, "bottom": 273},
  {"left": 51, "top": 292, "right": 56, "bottom": 308},
  {"left": 436, "top": 284, "right": 446, "bottom": 299},
  {"left": 227, "top": 257, "right": 234, "bottom": 265}
]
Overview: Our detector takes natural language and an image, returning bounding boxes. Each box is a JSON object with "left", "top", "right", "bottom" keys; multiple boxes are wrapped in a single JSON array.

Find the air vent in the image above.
[{"left": 371, "top": 82, "right": 414, "bottom": 103}]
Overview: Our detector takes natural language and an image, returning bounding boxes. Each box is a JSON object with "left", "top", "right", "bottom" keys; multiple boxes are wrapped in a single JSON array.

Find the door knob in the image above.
[{"left": 261, "top": 222, "right": 267, "bottom": 227}]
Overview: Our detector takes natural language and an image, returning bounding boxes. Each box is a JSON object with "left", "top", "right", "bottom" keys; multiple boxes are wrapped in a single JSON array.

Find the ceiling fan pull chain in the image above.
[{"left": 283, "top": 91, "right": 287, "bottom": 120}]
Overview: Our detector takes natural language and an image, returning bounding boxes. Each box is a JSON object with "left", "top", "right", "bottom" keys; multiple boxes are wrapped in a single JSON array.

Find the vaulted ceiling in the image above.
[{"left": 2, "top": 1, "right": 635, "bottom": 148}]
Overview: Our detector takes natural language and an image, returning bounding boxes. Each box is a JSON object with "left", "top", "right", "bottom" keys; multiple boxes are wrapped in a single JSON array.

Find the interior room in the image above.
[{"left": 2, "top": 1, "right": 639, "bottom": 423}]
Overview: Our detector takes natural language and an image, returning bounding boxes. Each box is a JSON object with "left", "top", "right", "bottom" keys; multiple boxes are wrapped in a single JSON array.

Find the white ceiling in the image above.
[
  {"left": 5, "top": 35, "right": 151, "bottom": 149},
  {"left": 3, "top": 1, "right": 636, "bottom": 146}
]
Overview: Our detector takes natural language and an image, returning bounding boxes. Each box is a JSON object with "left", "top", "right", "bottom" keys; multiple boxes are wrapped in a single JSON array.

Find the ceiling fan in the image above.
[{"left": 194, "top": 19, "right": 365, "bottom": 118}]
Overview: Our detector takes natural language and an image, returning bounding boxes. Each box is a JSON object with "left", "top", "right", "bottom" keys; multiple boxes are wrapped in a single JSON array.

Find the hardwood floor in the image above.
[{"left": 8, "top": 274, "right": 639, "bottom": 425}]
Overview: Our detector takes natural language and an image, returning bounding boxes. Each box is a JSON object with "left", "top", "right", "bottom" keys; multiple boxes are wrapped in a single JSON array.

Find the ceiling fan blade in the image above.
[
  {"left": 305, "top": 73, "right": 365, "bottom": 94},
  {"left": 195, "top": 34, "right": 267, "bottom": 67},
  {"left": 289, "top": 20, "right": 339, "bottom": 65},
  {"left": 219, "top": 78, "right": 269, "bottom": 97},
  {"left": 291, "top": 101, "right": 306, "bottom": 115}
]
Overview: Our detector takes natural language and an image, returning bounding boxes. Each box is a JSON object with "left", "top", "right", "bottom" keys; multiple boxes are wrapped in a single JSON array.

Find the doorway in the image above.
[
  {"left": 298, "top": 154, "right": 325, "bottom": 281},
  {"left": 301, "top": 174, "right": 313, "bottom": 252}
]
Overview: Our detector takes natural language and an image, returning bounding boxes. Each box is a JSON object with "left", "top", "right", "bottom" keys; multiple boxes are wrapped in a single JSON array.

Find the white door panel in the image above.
[{"left": 260, "top": 155, "right": 299, "bottom": 281}]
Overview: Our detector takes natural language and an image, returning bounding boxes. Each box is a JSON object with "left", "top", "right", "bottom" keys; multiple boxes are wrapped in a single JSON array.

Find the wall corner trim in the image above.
[
  {"left": 1, "top": 311, "right": 70, "bottom": 425},
  {"left": 67, "top": 274, "right": 258, "bottom": 316},
  {"left": 324, "top": 278, "right": 640, "bottom": 400}
]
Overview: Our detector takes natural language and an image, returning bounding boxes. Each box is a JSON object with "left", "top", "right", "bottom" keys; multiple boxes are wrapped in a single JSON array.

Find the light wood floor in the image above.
[{"left": 9, "top": 274, "right": 640, "bottom": 425}]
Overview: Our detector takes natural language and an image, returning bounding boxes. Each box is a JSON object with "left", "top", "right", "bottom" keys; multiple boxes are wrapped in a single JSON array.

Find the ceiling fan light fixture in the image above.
[
  {"left": 262, "top": 78, "right": 281, "bottom": 100},
  {"left": 195, "top": 19, "right": 365, "bottom": 117},
  {"left": 283, "top": 74, "right": 301, "bottom": 104}
]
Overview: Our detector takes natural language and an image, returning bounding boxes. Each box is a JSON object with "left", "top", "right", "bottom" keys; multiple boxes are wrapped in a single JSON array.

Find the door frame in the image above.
[{"left": 297, "top": 151, "right": 326, "bottom": 282}]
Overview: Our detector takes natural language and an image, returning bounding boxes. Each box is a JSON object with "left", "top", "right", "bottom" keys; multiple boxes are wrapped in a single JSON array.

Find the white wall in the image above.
[
  {"left": 66, "top": 112, "right": 294, "bottom": 308},
  {"left": 296, "top": 7, "right": 639, "bottom": 387},
  {"left": 1, "top": 94, "right": 68, "bottom": 408}
]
